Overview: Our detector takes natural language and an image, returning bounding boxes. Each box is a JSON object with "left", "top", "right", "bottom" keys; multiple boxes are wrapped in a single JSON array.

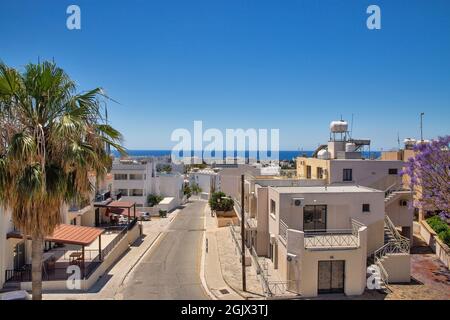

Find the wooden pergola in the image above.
[
  {"left": 7, "top": 224, "right": 104, "bottom": 279},
  {"left": 94, "top": 200, "right": 137, "bottom": 226}
]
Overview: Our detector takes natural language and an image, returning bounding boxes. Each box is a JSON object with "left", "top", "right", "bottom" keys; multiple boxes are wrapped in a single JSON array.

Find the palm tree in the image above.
[{"left": 0, "top": 61, "right": 125, "bottom": 300}]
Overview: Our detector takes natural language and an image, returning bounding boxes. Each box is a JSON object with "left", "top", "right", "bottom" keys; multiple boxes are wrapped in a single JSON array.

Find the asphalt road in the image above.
[{"left": 121, "top": 200, "right": 209, "bottom": 300}]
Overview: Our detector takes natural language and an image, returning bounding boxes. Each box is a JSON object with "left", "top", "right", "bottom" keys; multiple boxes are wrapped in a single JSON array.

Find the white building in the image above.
[
  {"left": 111, "top": 158, "right": 184, "bottom": 209},
  {"left": 188, "top": 169, "right": 220, "bottom": 199}
]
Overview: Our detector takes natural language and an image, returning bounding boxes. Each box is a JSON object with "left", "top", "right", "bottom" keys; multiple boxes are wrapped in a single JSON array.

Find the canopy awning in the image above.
[
  {"left": 7, "top": 224, "right": 104, "bottom": 246},
  {"left": 94, "top": 200, "right": 135, "bottom": 209}
]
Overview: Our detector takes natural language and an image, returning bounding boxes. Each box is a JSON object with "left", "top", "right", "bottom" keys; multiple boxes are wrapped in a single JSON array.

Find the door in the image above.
[
  {"left": 14, "top": 242, "right": 26, "bottom": 270},
  {"left": 318, "top": 260, "right": 345, "bottom": 294},
  {"left": 303, "top": 205, "right": 327, "bottom": 231}
]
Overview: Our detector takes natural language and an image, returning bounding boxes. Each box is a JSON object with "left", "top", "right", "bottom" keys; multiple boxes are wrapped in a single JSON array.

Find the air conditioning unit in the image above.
[
  {"left": 292, "top": 198, "right": 304, "bottom": 207},
  {"left": 287, "top": 253, "right": 297, "bottom": 262},
  {"left": 399, "top": 199, "right": 408, "bottom": 207}
]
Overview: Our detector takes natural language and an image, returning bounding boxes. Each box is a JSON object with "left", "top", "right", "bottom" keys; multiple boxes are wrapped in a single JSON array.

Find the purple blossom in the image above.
[{"left": 401, "top": 135, "right": 450, "bottom": 216}]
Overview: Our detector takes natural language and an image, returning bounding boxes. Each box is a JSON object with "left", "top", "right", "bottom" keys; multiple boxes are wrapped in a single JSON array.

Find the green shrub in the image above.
[
  {"left": 427, "top": 216, "right": 448, "bottom": 234},
  {"left": 209, "top": 191, "right": 234, "bottom": 212},
  {"left": 159, "top": 209, "right": 167, "bottom": 218},
  {"left": 147, "top": 194, "right": 163, "bottom": 207},
  {"left": 438, "top": 230, "right": 450, "bottom": 247},
  {"left": 427, "top": 216, "right": 450, "bottom": 246}
]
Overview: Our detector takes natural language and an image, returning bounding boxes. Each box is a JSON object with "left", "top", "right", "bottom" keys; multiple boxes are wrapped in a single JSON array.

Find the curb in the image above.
[
  {"left": 200, "top": 205, "right": 244, "bottom": 300},
  {"left": 200, "top": 205, "right": 219, "bottom": 300}
]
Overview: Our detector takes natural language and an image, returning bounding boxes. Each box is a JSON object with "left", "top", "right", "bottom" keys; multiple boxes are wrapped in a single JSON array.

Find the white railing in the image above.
[
  {"left": 304, "top": 230, "right": 360, "bottom": 249},
  {"left": 304, "top": 219, "right": 363, "bottom": 249},
  {"left": 279, "top": 220, "right": 288, "bottom": 242}
]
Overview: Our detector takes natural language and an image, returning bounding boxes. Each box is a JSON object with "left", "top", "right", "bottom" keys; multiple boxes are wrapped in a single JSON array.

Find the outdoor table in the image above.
[{"left": 69, "top": 252, "right": 83, "bottom": 265}]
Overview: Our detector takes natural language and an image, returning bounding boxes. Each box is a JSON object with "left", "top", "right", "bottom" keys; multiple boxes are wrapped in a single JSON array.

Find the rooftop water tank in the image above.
[
  {"left": 345, "top": 143, "right": 357, "bottom": 152},
  {"left": 404, "top": 138, "right": 417, "bottom": 149},
  {"left": 330, "top": 120, "right": 348, "bottom": 133},
  {"left": 317, "top": 149, "right": 331, "bottom": 160}
]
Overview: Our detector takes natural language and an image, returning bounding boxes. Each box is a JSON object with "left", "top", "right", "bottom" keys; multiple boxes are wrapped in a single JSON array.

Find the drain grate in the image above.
[{"left": 219, "top": 289, "right": 230, "bottom": 295}]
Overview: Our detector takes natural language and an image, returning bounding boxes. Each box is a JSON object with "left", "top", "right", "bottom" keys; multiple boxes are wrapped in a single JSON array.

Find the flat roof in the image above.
[
  {"left": 7, "top": 224, "right": 104, "bottom": 246},
  {"left": 159, "top": 197, "right": 175, "bottom": 205},
  {"left": 271, "top": 185, "right": 381, "bottom": 194},
  {"left": 97, "top": 200, "right": 136, "bottom": 208}
]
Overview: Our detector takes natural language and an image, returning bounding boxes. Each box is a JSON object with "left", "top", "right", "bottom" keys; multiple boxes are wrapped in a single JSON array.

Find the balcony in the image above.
[
  {"left": 68, "top": 199, "right": 92, "bottom": 215},
  {"left": 303, "top": 219, "right": 365, "bottom": 250}
]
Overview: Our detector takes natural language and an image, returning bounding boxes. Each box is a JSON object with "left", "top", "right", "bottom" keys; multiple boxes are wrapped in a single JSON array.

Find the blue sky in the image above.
[{"left": 1, "top": 0, "right": 449, "bottom": 150}]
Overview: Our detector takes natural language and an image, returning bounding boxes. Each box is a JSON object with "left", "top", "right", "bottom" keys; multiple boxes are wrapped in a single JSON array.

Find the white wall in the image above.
[
  {"left": 0, "top": 209, "right": 16, "bottom": 289},
  {"left": 268, "top": 188, "right": 385, "bottom": 255},
  {"left": 329, "top": 160, "right": 403, "bottom": 191}
]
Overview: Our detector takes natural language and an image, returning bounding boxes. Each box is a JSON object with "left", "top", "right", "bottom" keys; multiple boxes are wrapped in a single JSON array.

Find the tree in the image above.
[
  {"left": 157, "top": 164, "right": 172, "bottom": 173},
  {"left": 183, "top": 184, "right": 192, "bottom": 200},
  {"left": 147, "top": 194, "right": 163, "bottom": 207},
  {"left": 209, "top": 191, "right": 234, "bottom": 212},
  {"left": 401, "top": 136, "right": 450, "bottom": 220},
  {"left": 0, "top": 61, "right": 125, "bottom": 300},
  {"left": 191, "top": 183, "right": 202, "bottom": 195}
]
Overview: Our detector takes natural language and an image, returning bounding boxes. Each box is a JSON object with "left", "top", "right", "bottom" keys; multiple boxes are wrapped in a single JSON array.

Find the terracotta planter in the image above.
[{"left": 216, "top": 210, "right": 235, "bottom": 217}]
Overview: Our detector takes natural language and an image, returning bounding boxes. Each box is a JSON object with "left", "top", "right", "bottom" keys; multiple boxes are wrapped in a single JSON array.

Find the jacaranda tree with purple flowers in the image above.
[{"left": 401, "top": 136, "right": 450, "bottom": 220}]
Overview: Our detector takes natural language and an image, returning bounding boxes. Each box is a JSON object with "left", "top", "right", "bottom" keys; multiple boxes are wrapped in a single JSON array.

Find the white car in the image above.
[
  {"left": 0, "top": 290, "right": 31, "bottom": 300},
  {"left": 139, "top": 212, "right": 151, "bottom": 221}
]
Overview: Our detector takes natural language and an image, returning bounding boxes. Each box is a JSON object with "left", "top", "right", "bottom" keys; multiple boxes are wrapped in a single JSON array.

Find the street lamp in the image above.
[
  {"left": 420, "top": 112, "right": 425, "bottom": 141},
  {"left": 240, "top": 174, "right": 246, "bottom": 292}
]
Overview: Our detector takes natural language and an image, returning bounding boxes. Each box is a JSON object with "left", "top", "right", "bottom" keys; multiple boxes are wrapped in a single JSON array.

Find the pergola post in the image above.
[
  {"left": 128, "top": 207, "right": 130, "bottom": 227},
  {"left": 81, "top": 245, "right": 85, "bottom": 279},
  {"left": 134, "top": 204, "right": 136, "bottom": 220}
]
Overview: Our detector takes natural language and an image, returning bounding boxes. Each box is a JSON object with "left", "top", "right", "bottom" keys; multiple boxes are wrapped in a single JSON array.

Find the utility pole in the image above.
[
  {"left": 420, "top": 112, "right": 425, "bottom": 141},
  {"left": 240, "top": 174, "right": 246, "bottom": 292}
]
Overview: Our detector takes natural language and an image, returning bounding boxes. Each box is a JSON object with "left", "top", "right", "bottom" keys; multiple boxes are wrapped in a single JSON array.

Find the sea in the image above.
[{"left": 112, "top": 150, "right": 382, "bottom": 161}]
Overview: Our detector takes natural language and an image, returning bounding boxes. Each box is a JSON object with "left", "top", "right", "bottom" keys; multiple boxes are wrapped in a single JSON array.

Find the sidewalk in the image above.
[
  {"left": 202, "top": 206, "right": 264, "bottom": 300},
  {"left": 43, "top": 210, "right": 180, "bottom": 300}
]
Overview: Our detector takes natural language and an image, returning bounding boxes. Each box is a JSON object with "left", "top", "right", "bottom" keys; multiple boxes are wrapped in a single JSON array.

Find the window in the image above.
[
  {"left": 116, "top": 189, "right": 128, "bottom": 196},
  {"left": 114, "top": 174, "right": 127, "bottom": 180},
  {"left": 343, "top": 169, "right": 353, "bottom": 182},
  {"left": 317, "top": 167, "right": 324, "bottom": 179},
  {"left": 129, "top": 174, "right": 144, "bottom": 180},
  {"left": 388, "top": 168, "right": 398, "bottom": 175},
  {"left": 362, "top": 204, "right": 370, "bottom": 213},
  {"left": 130, "top": 189, "right": 144, "bottom": 196},
  {"left": 306, "top": 166, "right": 312, "bottom": 179},
  {"left": 270, "top": 200, "right": 276, "bottom": 215}
]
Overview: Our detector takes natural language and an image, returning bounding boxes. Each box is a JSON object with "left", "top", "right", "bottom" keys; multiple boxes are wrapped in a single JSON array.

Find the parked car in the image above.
[
  {"left": 0, "top": 290, "right": 31, "bottom": 300},
  {"left": 139, "top": 212, "right": 151, "bottom": 221}
]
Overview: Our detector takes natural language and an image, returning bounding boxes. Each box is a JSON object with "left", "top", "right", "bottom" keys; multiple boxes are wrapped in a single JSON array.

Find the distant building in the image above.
[
  {"left": 188, "top": 169, "right": 220, "bottom": 200},
  {"left": 110, "top": 157, "right": 184, "bottom": 209}
]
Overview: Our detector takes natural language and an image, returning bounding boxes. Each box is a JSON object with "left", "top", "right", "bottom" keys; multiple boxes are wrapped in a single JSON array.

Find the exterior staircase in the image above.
[
  {"left": 367, "top": 215, "right": 410, "bottom": 292},
  {"left": 384, "top": 184, "right": 410, "bottom": 207}
]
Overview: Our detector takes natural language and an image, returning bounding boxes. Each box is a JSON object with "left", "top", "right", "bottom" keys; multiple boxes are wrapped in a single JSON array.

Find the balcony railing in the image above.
[
  {"left": 68, "top": 199, "right": 91, "bottom": 212},
  {"left": 279, "top": 220, "right": 288, "bottom": 242},
  {"left": 304, "top": 230, "right": 360, "bottom": 249},
  {"left": 303, "top": 219, "right": 364, "bottom": 250}
]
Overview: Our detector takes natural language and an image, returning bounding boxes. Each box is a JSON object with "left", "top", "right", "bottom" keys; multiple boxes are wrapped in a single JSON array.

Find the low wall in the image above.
[
  {"left": 435, "top": 237, "right": 450, "bottom": 269},
  {"left": 419, "top": 221, "right": 450, "bottom": 269},
  {"left": 381, "top": 253, "right": 411, "bottom": 283}
]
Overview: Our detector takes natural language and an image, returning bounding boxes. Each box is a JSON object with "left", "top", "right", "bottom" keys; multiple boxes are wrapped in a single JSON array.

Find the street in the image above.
[{"left": 121, "top": 200, "right": 209, "bottom": 300}]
